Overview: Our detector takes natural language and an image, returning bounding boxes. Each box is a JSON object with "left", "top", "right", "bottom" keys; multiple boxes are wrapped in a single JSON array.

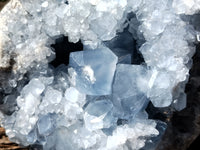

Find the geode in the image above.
[{"left": 0, "top": 0, "right": 199, "bottom": 150}]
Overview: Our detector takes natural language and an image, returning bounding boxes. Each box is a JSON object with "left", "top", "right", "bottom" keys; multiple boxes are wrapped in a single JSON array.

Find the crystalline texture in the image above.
[
  {"left": 69, "top": 47, "right": 118, "bottom": 95},
  {"left": 37, "top": 114, "right": 54, "bottom": 135},
  {"left": 0, "top": 0, "right": 199, "bottom": 149},
  {"left": 112, "top": 64, "right": 149, "bottom": 118},
  {"left": 84, "top": 100, "right": 114, "bottom": 131}
]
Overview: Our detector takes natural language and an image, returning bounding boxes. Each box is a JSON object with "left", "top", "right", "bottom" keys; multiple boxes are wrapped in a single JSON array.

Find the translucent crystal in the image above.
[
  {"left": 0, "top": 0, "right": 198, "bottom": 149},
  {"left": 112, "top": 64, "right": 149, "bottom": 118},
  {"left": 43, "top": 87, "right": 62, "bottom": 104},
  {"left": 64, "top": 87, "right": 86, "bottom": 105},
  {"left": 84, "top": 100, "right": 113, "bottom": 131},
  {"left": 69, "top": 47, "right": 118, "bottom": 95},
  {"left": 37, "top": 114, "right": 54, "bottom": 135}
]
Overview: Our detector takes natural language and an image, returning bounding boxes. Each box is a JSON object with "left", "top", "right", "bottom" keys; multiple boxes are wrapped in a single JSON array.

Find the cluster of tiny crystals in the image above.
[{"left": 0, "top": 0, "right": 199, "bottom": 150}]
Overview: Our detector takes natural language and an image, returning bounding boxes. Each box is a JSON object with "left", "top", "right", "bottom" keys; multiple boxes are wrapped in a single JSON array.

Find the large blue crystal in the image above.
[{"left": 69, "top": 47, "right": 118, "bottom": 95}]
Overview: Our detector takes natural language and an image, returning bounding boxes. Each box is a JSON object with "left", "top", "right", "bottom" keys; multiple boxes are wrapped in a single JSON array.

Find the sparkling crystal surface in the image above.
[{"left": 0, "top": 0, "right": 199, "bottom": 149}]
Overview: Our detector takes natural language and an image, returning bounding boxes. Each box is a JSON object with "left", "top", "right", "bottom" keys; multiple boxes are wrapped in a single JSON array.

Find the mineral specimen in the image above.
[
  {"left": 0, "top": 0, "right": 199, "bottom": 150},
  {"left": 69, "top": 46, "right": 118, "bottom": 95}
]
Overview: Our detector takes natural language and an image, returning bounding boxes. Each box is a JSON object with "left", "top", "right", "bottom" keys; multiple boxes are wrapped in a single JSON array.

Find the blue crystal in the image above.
[{"left": 69, "top": 47, "right": 118, "bottom": 95}]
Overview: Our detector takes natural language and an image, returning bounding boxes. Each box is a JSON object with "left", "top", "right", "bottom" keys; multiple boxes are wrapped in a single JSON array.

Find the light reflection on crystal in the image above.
[{"left": 0, "top": 0, "right": 199, "bottom": 149}]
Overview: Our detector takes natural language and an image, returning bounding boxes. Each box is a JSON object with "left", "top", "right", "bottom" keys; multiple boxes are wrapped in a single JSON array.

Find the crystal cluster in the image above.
[{"left": 0, "top": 0, "right": 199, "bottom": 150}]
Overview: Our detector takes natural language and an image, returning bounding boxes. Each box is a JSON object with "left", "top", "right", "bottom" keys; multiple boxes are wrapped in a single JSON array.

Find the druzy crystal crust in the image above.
[{"left": 0, "top": 0, "right": 199, "bottom": 149}]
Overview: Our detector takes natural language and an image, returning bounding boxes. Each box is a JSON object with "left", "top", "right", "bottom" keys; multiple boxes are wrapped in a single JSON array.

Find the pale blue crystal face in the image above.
[
  {"left": 112, "top": 64, "right": 149, "bottom": 118},
  {"left": 69, "top": 47, "right": 118, "bottom": 95},
  {"left": 0, "top": 0, "right": 197, "bottom": 149},
  {"left": 37, "top": 114, "right": 54, "bottom": 135},
  {"left": 84, "top": 99, "right": 115, "bottom": 131}
]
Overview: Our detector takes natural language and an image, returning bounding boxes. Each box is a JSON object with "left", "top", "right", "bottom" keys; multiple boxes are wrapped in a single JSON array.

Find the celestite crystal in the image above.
[
  {"left": 0, "top": 0, "right": 199, "bottom": 150},
  {"left": 69, "top": 46, "right": 118, "bottom": 95}
]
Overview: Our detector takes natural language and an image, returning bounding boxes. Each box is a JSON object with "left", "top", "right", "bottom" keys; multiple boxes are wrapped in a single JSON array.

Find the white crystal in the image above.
[
  {"left": 64, "top": 87, "right": 86, "bottom": 105},
  {"left": 43, "top": 87, "right": 62, "bottom": 104}
]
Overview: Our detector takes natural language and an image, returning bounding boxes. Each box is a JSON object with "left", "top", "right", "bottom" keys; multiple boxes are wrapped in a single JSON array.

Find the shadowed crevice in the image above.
[{"left": 50, "top": 36, "right": 83, "bottom": 68}]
